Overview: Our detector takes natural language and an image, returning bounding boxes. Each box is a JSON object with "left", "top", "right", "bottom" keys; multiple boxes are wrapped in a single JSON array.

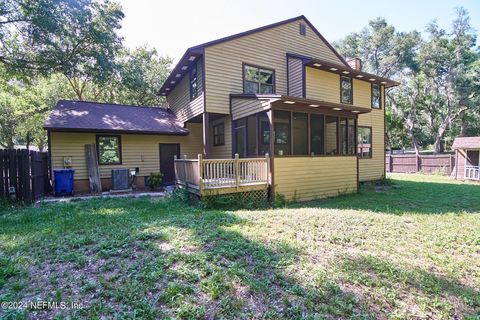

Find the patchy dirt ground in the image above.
[{"left": 1, "top": 174, "right": 479, "bottom": 319}]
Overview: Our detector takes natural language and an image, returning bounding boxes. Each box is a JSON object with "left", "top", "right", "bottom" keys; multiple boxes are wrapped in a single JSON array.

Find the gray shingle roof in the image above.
[
  {"left": 44, "top": 100, "right": 188, "bottom": 135},
  {"left": 452, "top": 137, "right": 480, "bottom": 149}
]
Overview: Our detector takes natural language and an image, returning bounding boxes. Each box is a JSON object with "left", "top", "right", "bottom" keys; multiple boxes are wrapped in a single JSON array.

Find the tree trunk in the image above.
[
  {"left": 460, "top": 115, "right": 468, "bottom": 136},
  {"left": 408, "top": 127, "right": 420, "bottom": 155}
]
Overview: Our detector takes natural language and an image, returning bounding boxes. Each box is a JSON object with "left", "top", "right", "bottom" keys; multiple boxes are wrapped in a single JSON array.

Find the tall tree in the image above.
[
  {"left": 1, "top": 0, "right": 124, "bottom": 100},
  {"left": 419, "top": 9, "right": 478, "bottom": 152},
  {"left": 334, "top": 18, "right": 421, "bottom": 152},
  {"left": 112, "top": 46, "right": 173, "bottom": 106}
]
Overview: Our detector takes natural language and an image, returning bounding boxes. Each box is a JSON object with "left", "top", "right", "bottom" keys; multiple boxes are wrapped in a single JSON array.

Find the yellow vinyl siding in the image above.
[
  {"left": 204, "top": 18, "right": 345, "bottom": 114},
  {"left": 353, "top": 79, "right": 371, "bottom": 108},
  {"left": 166, "top": 59, "right": 204, "bottom": 123},
  {"left": 50, "top": 123, "right": 203, "bottom": 180},
  {"left": 209, "top": 116, "right": 232, "bottom": 158},
  {"left": 231, "top": 98, "right": 272, "bottom": 121},
  {"left": 305, "top": 68, "right": 340, "bottom": 103},
  {"left": 274, "top": 156, "right": 357, "bottom": 201},
  {"left": 358, "top": 108, "right": 385, "bottom": 181}
]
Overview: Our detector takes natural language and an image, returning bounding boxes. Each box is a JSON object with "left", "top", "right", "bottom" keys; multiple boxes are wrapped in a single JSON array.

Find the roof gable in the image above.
[{"left": 159, "top": 15, "right": 349, "bottom": 95}]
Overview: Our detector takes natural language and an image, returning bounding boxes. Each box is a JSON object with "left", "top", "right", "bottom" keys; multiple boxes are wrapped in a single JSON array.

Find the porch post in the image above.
[
  {"left": 202, "top": 112, "right": 209, "bottom": 158},
  {"left": 235, "top": 153, "right": 240, "bottom": 190},
  {"left": 197, "top": 154, "right": 203, "bottom": 195}
]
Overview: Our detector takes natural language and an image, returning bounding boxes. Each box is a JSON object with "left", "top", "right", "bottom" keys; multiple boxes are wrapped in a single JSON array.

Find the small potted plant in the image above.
[{"left": 148, "top": 172, "right": 163, "bottom": 191}]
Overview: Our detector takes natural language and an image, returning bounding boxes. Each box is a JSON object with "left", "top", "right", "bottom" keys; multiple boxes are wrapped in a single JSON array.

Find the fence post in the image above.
[
  {"left": 0, "top": 150, "right": 3, "bottom": 198},
  {"left": 235, "top": 153, "right": 240, "bottom": 190},
  {"left": 389, "top": 154, "right": 393, "bottom": 172},
  {"left": 24, "top": 150, "right": 32, "bottom": 203},
  {"left": 449, "top": 154, "right": 453, "bottom": 175},
  {"left": 197, "top": 154, "right": 203, "bottom": 194},
  {"left": 415, "top": 154, "right": 420, "bottom": 173}
]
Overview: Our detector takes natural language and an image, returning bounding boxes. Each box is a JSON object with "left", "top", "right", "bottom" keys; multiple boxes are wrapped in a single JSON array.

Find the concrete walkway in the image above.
[{"left": 40, "top": 191, "right": 166, "bottom": 204}]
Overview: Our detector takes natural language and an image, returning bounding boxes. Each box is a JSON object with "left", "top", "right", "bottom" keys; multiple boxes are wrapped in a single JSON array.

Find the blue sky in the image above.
[{"left": 118, "top": 0, "right": 479, "bottom": 62}]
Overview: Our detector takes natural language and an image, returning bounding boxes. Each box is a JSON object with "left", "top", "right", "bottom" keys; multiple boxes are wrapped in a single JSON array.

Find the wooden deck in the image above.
[{"left": 174, "top": 154, "right": 270, "bottom": 196}]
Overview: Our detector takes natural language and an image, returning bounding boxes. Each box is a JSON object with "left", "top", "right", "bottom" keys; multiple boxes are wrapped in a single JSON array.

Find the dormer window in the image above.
[
  {"left": 340, "top": 76, "right": 352, "bottom": 104},
  {"left": 189, "top": 63, "right": 198, "bottom": 100},
  {"left": 243, "top": 64, "right": 275, "bottom": 94}
]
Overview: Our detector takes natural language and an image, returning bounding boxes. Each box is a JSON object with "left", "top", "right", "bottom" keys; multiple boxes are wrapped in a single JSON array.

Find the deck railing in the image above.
[
  {"left": 465, "top": 165, "right": 480, "bottom": 180},
  {"left": 174, "top": 154, "right": 270, "bottom": 195}
]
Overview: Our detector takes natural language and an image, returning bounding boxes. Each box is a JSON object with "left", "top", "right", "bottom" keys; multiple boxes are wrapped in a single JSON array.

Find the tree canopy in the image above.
[
  {"left": 0, "top": 0, "right": 172, "bottom": 150},
  {"left": 335, "top": 8, "right": 480, "bottom": 153}
]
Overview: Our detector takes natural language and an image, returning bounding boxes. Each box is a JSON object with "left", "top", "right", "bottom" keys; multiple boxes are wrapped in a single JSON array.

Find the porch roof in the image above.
[
  {"left": 230, "top": 94, "right": 372, "bottom": 115},
  {"left": 452, "top": 136, "right": 480, "bottom": 150},
  {"left": 304, "top": 58, "right": 400, "bottom": 88}
]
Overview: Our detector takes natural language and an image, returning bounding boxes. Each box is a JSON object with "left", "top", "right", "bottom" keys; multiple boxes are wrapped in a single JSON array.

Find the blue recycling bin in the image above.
[{"left": 54, "top": 169, "right": 75, "bottom": 196}]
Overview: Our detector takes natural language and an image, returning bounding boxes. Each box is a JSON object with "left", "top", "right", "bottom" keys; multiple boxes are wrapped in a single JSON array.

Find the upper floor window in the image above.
[
  {"left": 299, "top": 23, "right": 306, "bottom": 36},
  {"left": 96, "top": 135, "right": 121, "bottom": 165},
  {"left": 341, "top": 76, "right": 352, "bottom": 104},
  {"left": 244, "top": 64, "right": 274, "bottom": 94},
  {"left": 213, "top": 123, "right": 225, "bottom": 146},
  {"left": 372, "top": 83, "right": 381, "bottom": 109},
  {"left": 189, "top": 63, "right": 198, "bottom": 100}
]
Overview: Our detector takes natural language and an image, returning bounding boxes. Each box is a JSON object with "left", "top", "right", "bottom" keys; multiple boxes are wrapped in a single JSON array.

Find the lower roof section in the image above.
[{"left": 44, "top": 100, "right": 189, "bottom": 135}]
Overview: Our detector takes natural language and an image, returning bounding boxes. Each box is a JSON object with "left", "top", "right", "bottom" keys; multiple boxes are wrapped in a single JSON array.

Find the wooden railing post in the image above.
[
  {"left": 174, "top": 155, "right": 178, "bottom": 185},
  {"left": 234, "top": 153, "right": 240, "bottom": 190},
  {"left": 265, "top": 153, "right": 270, "bottom": 184},
  {"left": 183, "top": 155, "right": 187, "bottom": 189},
  {"left": 198, "top": 154, "right": 203, "bottom": 194}
]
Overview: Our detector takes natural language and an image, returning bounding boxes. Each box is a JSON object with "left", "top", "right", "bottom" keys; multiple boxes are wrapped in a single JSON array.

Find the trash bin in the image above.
[{"left": 54, "top": 169, "right": 75, "bottom": 196}]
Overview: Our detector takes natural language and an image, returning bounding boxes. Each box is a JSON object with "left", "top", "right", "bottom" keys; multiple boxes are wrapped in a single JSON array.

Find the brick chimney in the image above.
[{"left": 346, "top": 58, "right": 362, "bottom": 71}]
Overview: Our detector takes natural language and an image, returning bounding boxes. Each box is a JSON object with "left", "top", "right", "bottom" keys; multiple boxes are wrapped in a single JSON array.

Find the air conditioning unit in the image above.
[{"left": 111, "top": 168, "right": 130, "bottom": 191}]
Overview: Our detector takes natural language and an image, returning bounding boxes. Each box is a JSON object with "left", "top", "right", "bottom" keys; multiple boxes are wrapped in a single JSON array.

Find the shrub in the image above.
[
  {"left": 273, "top": 193, "right": 287, "bottom": 208},
  {"left": 148, "top": 172, "right": 163, "bottom": 190}
]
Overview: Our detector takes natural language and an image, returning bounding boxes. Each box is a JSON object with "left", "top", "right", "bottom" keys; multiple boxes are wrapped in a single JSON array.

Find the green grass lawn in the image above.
[{"left": 0, "top": 173, "right": 479, "bottom": 319}]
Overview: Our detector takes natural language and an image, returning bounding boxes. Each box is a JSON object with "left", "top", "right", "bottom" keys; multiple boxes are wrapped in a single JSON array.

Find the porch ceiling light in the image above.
[
  {"left": 181, "top": 66, "right": 188, "bottom": 70},
  {"left": 352, "top": 110, "right": 360, "bottom": 113},
  {"left": 342, "top": 71, "right": 350, "bottom": 74},
  {"left": 170, "top": 80, "right": 176, "bottom": 84},
  {"left": 329, "top": 67, "right": 338, "bottom": 71},
  {"left": 166, "top": 88, "right": 170, "bottom": 91},
  {"left": 309, "top": 104, "right": 320, "bottom": 107},
  {"left": 175, "top": 74, "right": 181, "bottom": 78},
  {"left": 356, "top": 75, "right": 364, "bottom": 78},
  {"left": 188, "top": 55, "right": 196, "bottom": 61},
  {"left": 369, "top": 78, "right": 376, "bottom": 81},
  {"left": 313, "top": 63, "right": 322, "bottom": 67},
  {"left": 332, "top": 107, "right": 342, "bottom": 110},
  {"left": 284, "top": 100, "right": 295, "bottom": 104},
  {"left": 381, "top": 81, "right": 387, "bottom": 84},
  {"left": 161, "top": 92, "right": 166, "bottom": 95}
]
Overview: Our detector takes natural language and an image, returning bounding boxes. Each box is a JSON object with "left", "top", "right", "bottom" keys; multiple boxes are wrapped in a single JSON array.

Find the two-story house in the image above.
[{"left": 45, "top": 15, "right": 398, "bottom": 200}]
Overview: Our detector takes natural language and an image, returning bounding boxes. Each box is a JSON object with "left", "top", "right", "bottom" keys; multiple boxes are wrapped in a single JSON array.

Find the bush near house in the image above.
[
  {"left": 148, "top": 172, "right": 163, "bottom": 190},
  {"left": 0, "top": 174, "right": 479, "bottom": 319}
]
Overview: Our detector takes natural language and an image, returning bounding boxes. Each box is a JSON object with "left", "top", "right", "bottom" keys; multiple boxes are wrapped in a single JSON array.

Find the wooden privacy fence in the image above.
[
  {"left": 174, "top": 154, "right": 270, "bottom": 196},
  {"left": 386, "top": 153, "right": 455, "bottom": 175},
  {"left": 0, "top": 149, "right": 50, "bottom": 203}
]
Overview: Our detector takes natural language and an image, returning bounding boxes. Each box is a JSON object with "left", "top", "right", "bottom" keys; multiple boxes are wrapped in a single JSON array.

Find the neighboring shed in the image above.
[
  {"left": 44, "top": 100, "right": 203, "bottom": 193},
  {"left": 452, "top": 137, "right": 480, "bottom": 181}
]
